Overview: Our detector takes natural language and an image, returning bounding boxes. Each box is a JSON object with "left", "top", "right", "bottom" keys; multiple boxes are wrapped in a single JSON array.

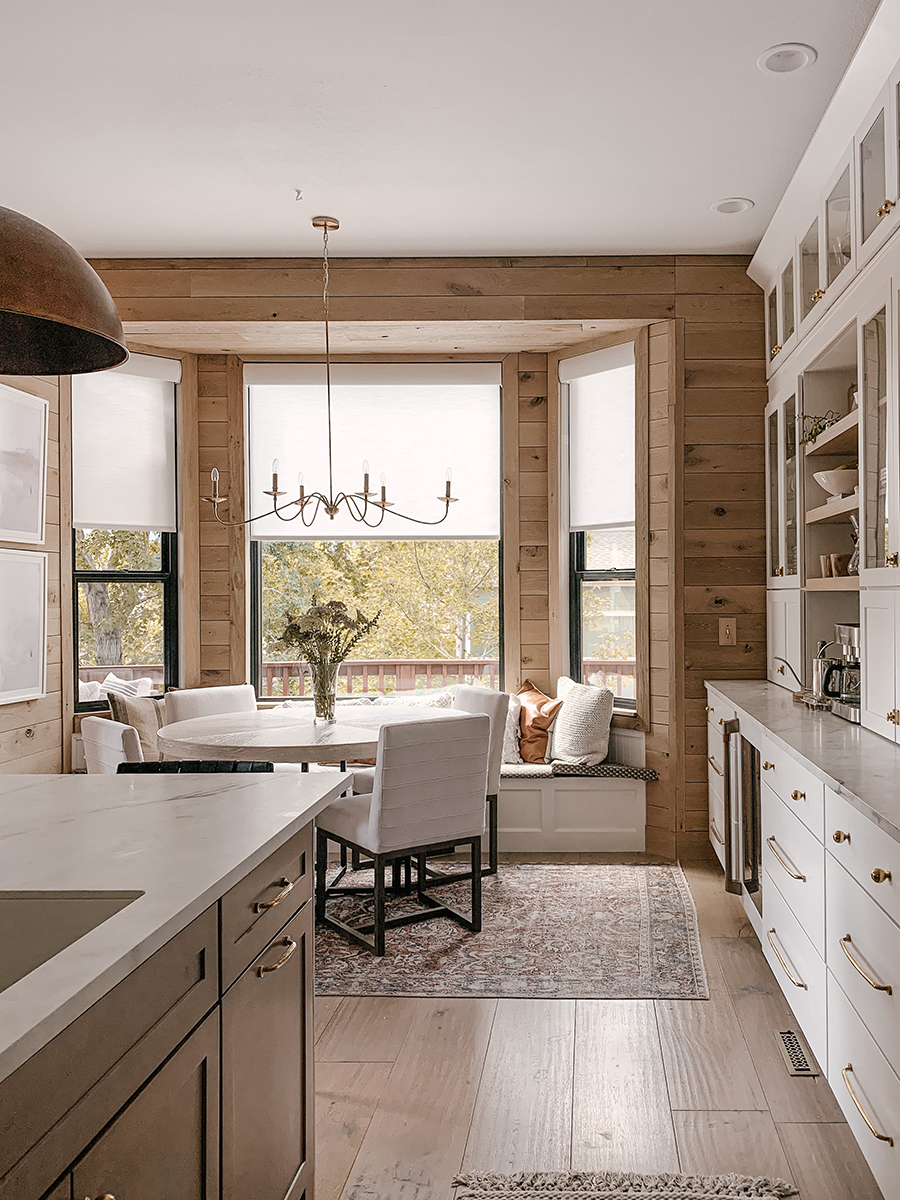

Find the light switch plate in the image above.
[{"left": 719, "top": 617, "right": 737, "bottom": 646}]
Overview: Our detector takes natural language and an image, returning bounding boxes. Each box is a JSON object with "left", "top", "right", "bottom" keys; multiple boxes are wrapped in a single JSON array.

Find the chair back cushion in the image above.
[
  {"left": 81, "top": 716, "right": 143, "bottom": 774},
  {"left": 368, "top": 714, "right": 490, "bottom": 854},
  {"left": 452, "top": 685, "right": 509, "bottom": 795},
  {"left": 165, "top": 683, "right": 257, "bottom": 724}
]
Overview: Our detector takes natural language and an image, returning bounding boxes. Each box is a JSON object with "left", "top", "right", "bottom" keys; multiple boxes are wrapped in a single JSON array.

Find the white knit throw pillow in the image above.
[{"left": 552, "top": 677, "right": 614, "bottom": 766}]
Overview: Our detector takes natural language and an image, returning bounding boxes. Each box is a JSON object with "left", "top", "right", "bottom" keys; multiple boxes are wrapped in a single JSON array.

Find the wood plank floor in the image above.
[{"left": 314, "top": 856, "right": 884, "bottom": 1200}]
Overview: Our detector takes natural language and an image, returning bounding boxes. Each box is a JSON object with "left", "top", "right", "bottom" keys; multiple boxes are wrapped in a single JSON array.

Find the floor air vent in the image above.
[{"left": 776, "top": 1029, "right": 819, "bottom": 1077}]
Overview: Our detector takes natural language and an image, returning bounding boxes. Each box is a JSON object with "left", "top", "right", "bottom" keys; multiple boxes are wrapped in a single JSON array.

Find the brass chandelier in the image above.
[{"left": 202, "top": 215, "right": 457, "bottom": 528}]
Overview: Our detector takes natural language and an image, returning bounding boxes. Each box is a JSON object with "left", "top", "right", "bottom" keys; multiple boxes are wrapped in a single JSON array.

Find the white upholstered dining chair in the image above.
[
  {"left": 163, "top": 683, "right": 257, "bottom": 723},
  {"left": 82, "top": 716, "right": 144, "bottom": 774},
  {"left": 316, "top": 713, "right": 490, "bottom": 956}
]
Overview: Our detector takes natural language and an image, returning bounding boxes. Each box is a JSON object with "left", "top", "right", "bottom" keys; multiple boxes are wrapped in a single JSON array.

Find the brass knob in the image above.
[
  {"left": 811, "top": 288, "right": 825, "bottom": 303},
  {"left": 872, "top": 868, "right": 892, "bottom": 884},
  {"left": 762, "top": 761, "right": 775, "bottom": 771},
  {"left": 777, "top": 664, "right": 785, "bottom": 674},
  {"left": 791, "top": 789, "right": 806, "bottom": 801},
  {"left": 705, "top": 705, "right": 714, "bottom": 713},
  {"left": 887, "top": 710, "right": 900, "bottom": 725},
  {"left": 833, "top": 830, "right": 851, "bottom": 844},
  {"left": 877, "top": 199, "right": 896, "bottom": 217},
  {"left": 888, "top": 552, "right": 899, "bottom": 567},
  {"left": 771, "top": 345, "right": 782, "bottom": 357},
  {"left": 775, "top": 567, "right": 785, "bottom": 577}
]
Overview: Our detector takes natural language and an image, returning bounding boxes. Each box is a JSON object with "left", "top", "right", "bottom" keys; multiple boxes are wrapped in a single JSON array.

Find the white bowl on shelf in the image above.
[{"left": 813, "top": 469, "right": 858, "bottom": 499}]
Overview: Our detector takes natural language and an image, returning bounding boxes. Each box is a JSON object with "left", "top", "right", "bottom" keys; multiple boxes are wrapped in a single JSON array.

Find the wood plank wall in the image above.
[
  {"left": 0, "top": 373, "right": 67, "bottom": 772},
  {"left": 96, "top": 254, "right": 766, "bottom": 857}
]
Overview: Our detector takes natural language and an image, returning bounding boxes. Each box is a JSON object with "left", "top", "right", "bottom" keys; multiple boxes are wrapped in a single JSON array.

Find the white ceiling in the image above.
[{"left": 2, "top": 0, "right": 881, "bottom": 259}]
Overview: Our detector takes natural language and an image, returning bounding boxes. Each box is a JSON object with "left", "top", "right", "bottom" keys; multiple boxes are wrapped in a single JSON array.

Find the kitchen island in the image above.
[{"left": 0, "top": 769, "right": 349, "bottom": 1200}]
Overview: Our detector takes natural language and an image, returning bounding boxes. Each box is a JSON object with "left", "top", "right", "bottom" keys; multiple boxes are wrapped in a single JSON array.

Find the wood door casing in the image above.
[
  {"left": 221, "top": 899, "right": 314, "bottom": 1200},
  {"left": 72, "top": 1011, "right": 219, "bottom": 1200}
]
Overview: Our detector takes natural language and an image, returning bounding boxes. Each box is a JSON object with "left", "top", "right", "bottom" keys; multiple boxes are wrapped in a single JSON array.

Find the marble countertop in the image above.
[
  {"left": 0, "top": 770, "right": 348, "bottom": 1087},
  {"left": 706, "top": 680, "right": 900, "bottom": 842}
]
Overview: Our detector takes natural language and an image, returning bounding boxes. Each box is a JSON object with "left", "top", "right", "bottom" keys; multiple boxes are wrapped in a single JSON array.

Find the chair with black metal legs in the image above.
[{"left": 315, "top": 713, "right": 490, "bottom": 956}]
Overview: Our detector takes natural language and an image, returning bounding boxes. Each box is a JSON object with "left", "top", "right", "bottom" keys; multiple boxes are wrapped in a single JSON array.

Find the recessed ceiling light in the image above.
[
  {"left": 758, "top": 43, "right": 818, "bottom": 74},
  {"left": 711, "top": 197, "right": 755, "bottom": 215}
]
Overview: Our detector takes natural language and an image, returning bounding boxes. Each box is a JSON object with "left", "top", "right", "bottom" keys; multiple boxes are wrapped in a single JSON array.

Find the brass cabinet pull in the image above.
[
  {"left": 888, "top": 552, "right": 900, "bottom": 567},
  {"left": 762, "top": 761, "right": 775, "bottom": 771},
  {"left": 83, "top": 1195, "right": 117, "bottom": 1199},
  {"left": 258, "top": 936, "right": 297, "bottom": 976},
  {"left": 767, "top": 928, "right": 808, "bottom": 989},
  {"left": 766, "top": 836, "right": 806, "bottom": 881},
  {"left": 777, "top": 663, "right": 785, "bottom": 673},
  {"left": 840, "top": 935, "right": 893, "bottom": 994},
  {"left": 775, "top": 567, "right": 785, "bottom": 577},
  {"left": 254, "top": 877, "right": 294, "bottom": 913},
  {"left": 705, "top": 705, "right": 714, "bottom": 713},
  {"left": 771, "top": 344, "right": 782, "bottom": 357},
  {"left": 877, "top": 199, "right": 896, "bottom": 217},
  {"left": 842, "top": 1064, "right": 895, "bottom": 1144},
  {"left": 872, "top": 868, "right": 892, "bottom": 884},
  {"left": 833, "top": 830, "right": 851, "bottom": 844},
  {"left": 708, "top": 755, "right": 724, "bottom": 777},
  {"left": 887, "top": 710, "right": 900, "bottom": 726},
  {"left": 710, "top": 818, "right": 725, "bottom": 846},
  {"left": 790, "top": 789, "right": 806, "bottom": 801}
]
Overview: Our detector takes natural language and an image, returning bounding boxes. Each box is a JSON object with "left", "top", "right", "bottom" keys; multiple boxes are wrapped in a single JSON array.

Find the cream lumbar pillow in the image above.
[
  {"left": 502, "top": 694, "right": 524, "bottom": 764},
  {"left": 552, "top": 676, "right": 615, "bottom": 766}
]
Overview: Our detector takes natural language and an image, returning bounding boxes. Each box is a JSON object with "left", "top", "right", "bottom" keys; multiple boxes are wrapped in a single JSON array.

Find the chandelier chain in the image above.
[{"left": 322, "top": 223, "right": 334, "bottom": 502}]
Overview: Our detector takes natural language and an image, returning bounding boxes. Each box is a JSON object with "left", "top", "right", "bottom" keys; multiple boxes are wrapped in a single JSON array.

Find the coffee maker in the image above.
[{"left": 825, "top": 622, "right": 861, "bottom": 723}]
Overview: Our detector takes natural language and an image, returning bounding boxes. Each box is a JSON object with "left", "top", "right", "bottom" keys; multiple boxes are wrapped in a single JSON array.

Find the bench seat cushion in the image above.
[{"left": 500, "top": 762, "right": 658, "bottom": 783}]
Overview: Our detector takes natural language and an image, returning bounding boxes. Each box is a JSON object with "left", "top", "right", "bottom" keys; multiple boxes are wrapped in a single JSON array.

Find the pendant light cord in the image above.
[{"left": 323, "top": 223, "right": 334, "bottom": 503}]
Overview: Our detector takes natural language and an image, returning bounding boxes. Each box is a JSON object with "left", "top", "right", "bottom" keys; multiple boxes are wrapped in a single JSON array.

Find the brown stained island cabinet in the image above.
[{"left": 0, "top": 773, "right": 343, "bottom": 1200}]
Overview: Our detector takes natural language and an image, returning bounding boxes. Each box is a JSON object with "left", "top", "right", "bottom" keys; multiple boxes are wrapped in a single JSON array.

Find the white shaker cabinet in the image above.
[
  {"left": 767, "top": 589, "right": 802, "bottom": 689},
  {"left": 860, "top": 588, "right": 899, "bottom": 739}
]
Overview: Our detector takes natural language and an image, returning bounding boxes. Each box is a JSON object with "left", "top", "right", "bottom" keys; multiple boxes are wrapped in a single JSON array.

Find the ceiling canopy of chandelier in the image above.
[{"left": 201, "top": 215, "right": 457, "bottom": 528}]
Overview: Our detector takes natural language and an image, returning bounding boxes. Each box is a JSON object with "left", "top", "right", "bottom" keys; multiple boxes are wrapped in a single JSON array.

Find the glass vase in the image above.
[{"left": 310, "top": 661, "right": 339, "bottom": 724}]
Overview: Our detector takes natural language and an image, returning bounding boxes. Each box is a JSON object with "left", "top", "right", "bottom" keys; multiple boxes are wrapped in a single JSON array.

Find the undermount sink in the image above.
[{"left": 0, "top": 890, "right": 144, "bottom": 996}]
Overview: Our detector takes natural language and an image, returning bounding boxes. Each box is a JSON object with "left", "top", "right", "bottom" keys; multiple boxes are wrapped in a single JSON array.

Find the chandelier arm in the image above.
[
  {"left": 343, "top": 493, "right": 387, "bottom": 528},
  {"left": 372, "top": 503, "right": 453, "bottom": 527}
]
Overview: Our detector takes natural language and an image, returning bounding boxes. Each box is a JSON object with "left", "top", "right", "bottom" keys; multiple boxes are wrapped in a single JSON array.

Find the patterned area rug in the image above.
[
  {"left": 452, "top": 1172, "right": 797, "bottom": 1197},
  {"left": 315, "top": 863, "right": 708, "bottom": 999}
]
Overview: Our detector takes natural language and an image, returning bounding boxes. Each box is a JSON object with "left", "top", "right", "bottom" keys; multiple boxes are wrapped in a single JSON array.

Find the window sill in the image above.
[{"left": 611, "top": 711, "right": 643, "bottom": 731}]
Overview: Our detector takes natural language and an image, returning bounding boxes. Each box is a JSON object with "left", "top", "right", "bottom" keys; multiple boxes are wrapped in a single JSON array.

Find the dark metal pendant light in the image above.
[{"left": 0, "top": 206, "right": 127, "bottom": 375}]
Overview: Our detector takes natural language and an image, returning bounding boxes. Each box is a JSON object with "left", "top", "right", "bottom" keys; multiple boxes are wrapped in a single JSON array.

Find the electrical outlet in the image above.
[{"left": 719, "top": 618, "right": 737, "bottom": 647}]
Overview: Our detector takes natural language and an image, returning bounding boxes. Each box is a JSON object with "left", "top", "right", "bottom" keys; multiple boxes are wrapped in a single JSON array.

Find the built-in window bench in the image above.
[{"left": 498, "top": 731, "right": 655, "bottom": 852}]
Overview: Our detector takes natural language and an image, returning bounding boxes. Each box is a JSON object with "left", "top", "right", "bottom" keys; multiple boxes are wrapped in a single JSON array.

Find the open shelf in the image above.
[
  {"left": 806, "top": 494, "right": 859, "bottom": 524},
  {"left": 806, "top": 576, "right": 860, "bottom": 591},
  {"left": 804, "top": 409, "right": 860, "bottom": 457}
]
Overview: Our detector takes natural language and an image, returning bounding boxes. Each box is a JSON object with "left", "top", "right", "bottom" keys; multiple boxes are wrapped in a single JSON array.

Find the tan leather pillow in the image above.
[{"left": 516, "top": 680, "right": 563, "bottom": 764}]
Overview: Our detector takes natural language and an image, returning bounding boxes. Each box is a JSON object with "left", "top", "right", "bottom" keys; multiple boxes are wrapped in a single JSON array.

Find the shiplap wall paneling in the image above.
[
  {"left": 0, "top": 374, "right": 63, "bottom": 772},
  {"left": 675, "top": 260, "right": 766, "bottom": 858},
  {"left": 517, "top": 352, "right": 550, "bottom": 692}
]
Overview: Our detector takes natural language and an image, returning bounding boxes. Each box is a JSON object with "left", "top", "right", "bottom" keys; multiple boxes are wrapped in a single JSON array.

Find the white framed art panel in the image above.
[
  {"left": 0, "top": 383, "right": 48, "bottom": 544},
  {"left": 0, "top": 549, "right": 47, "bottom": 705}
]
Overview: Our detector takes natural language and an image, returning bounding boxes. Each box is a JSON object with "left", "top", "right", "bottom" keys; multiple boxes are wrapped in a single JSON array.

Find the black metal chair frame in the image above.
[
  {"left": 316, "top": 828, "right": 482, "bottom": 957},
  {"left": 117, "top": 760, "right": 275, "bottom": 773}
]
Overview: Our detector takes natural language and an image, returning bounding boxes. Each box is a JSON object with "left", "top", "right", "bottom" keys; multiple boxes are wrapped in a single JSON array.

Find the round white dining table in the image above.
[{"left": 156, "top": 705, "right": 467, "bottom": 767}]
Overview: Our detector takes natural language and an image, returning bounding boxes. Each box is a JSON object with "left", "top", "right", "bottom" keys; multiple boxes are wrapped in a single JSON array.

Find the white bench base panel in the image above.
[{"left": 498, "top": 775, "right": 646, "bottom": 852}]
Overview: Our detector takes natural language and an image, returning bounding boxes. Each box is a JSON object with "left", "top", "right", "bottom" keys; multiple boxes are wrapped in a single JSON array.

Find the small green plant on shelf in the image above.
[{"left": 800, "top": 410, "right": 842, "bottom": 446}]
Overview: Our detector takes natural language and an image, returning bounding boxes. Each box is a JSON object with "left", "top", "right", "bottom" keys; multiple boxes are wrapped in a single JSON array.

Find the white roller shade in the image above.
[
  {"left": 563, "top": 342, "right": 635, "bottom": 531},
  {"left": 72, "top": 369, "right": 177, "bottom": 532},
  {"left": 246, "top": 363, "right": 501, "bottom": 540}
]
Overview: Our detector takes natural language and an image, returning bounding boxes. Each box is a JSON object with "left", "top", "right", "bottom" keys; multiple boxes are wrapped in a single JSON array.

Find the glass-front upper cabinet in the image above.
[
  {"left": 824, "top": 156, "right": 854, "bottom": 297},
  {"left": 766, "top": 255, "right": 798, "bottom": 373},
  {"left": 766, "top": 387, "right": 801, "bottom": 587},
  {"left": 856, "top": 84, "right": 899, "bottom": 267},
  {"left": 859, "top": 294, "right": 899, "bottom": 583},
  {"left": 798, "top": 217, "right": 825, "bottom": 337}
]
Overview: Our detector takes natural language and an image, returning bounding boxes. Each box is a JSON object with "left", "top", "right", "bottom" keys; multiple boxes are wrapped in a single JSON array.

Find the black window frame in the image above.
[
  {"left": 569, "top": 530, "right": 637, "bottom": 712},
  {"left": 73, "top": 530, "right": 179, "bottom": 713}
]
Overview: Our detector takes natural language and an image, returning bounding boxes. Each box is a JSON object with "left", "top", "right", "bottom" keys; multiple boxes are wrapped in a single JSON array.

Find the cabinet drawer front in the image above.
[
  {"left": 828, "top": 975, "right": 900, "bottom": 1200},
  {"left": 757, "top": 740, "right": 824, "bottom": 840},
  {"left": 762, "top": 786, "right": 825, "bottom": 955},
  {"left": 827, "top": 855, "right": 900, "bottom": 1078},
  {"left": 827, "top": 789, "right": 900, "bottom": 927},
  {"left": 222, "top": 900, "right": 313, "bottom": 1200},
  {"left": 706, "top": 721, "right": 727, "bottom": 783},
  {"left": 0, "top": 907, "right": 218, "bottom": 1199},
  {"left": 762, "top": 869, "right": 827, "bottom": 1067},
  {"left": 221, "top": 824, "right": 312, "bottom": 990},
  {"left": 709, "top": 782, "right": 726, "bottom": 869}
]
